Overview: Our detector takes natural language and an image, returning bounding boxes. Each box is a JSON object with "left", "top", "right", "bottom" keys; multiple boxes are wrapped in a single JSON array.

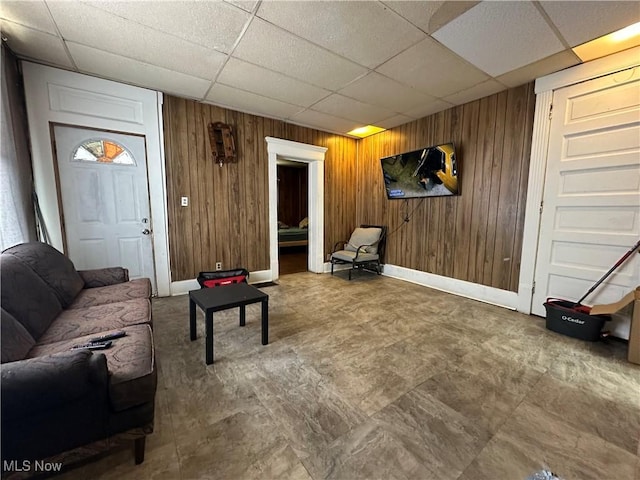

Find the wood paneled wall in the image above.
[
  {"left": 164, "top": 83, "right": 534, "bottom": 290},
  {"left": 277, "top": 165, "right": 308, "bottom": 227},
  {"left": 357, "top": 83, "right": 536, "bottom": 292},
  {"left": 163, "top": 96, "right": 357, "bottom": 281}
]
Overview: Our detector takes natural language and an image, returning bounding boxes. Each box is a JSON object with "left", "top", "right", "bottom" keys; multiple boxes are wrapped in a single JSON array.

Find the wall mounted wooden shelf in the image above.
[{"left": 208, "top": 122, "right": 236, "bottom": 166}]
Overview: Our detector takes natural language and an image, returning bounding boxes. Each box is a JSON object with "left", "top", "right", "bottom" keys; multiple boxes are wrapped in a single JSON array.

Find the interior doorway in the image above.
[
  {"left": 266, "top": 137, "right": 327, "bottom": 282},
  {"left": 277, "top": 160, "right": 309, "bottom": 275}
]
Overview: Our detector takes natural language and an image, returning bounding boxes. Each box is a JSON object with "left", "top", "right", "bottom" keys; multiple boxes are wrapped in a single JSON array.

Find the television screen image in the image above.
[{"left": 380, "top": 142, "right": 459, "bottom": 199}]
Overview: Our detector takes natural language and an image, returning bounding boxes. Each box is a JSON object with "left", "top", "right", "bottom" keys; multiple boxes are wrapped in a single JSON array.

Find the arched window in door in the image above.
[{"left": 72, "top": 139, "right": 135, "bottom": 165}]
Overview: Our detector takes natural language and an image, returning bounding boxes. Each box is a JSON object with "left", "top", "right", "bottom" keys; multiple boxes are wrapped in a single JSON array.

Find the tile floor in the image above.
[{"left": 58, "top": 272, "right": 640, "bottom": 480}]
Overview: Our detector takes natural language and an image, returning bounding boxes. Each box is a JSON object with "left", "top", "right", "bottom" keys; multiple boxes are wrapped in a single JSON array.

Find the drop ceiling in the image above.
[{"left": 1, "top": 1, "right": 639, "bottom": 137}]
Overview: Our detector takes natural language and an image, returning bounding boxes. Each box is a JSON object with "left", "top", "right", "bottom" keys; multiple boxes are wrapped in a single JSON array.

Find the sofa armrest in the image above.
[
  {"left": 1, "top": 350, "right": 109, "bottom": 417},
  {"left": 78, "top": 267, "right": 130, "bottom": 288}
]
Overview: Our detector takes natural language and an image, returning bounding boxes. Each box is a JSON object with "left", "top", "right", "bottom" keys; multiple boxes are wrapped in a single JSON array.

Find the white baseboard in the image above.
[
  {"left": 169, "top": 269, "right": 273, "bottom": 296},
  {"left": 322, "top": 262, "right": 351, "bottom": 273},
  {"left": 382, "top": 264, "right": 518, "bottom": 310},
  {"left": 321, "top": 262, "right": 517, "bottom": 309},
  {"left": 170, "top": 279, "right": 199, "bottom": 296},
  {"left": 248, "top": 270, "right": 273, "bottom": 284},
  {"left": 170, "top": 264, "right": 518, "bottom": 311}
]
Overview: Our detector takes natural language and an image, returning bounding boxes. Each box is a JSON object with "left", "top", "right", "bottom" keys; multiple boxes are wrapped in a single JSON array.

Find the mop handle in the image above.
[{"left": 575, "top": 238, "right": 640, "bottom": 306}]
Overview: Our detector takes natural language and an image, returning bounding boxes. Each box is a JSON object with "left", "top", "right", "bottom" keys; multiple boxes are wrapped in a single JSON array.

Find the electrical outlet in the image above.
[
  {"left": 215, "top": 262, "right": 222, "bottom": 271},
  {"left": 181, "top": 196, "right": 189, "bottom": 207}
]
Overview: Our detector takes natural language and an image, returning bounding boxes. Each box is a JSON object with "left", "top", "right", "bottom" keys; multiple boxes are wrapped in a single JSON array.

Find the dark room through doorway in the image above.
[{"left": 277, "top": 161, "right": 309, "bottom": 275}]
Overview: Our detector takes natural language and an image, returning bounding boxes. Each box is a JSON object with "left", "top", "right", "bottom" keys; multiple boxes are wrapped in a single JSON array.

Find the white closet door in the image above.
[{"left": 532, "top": 67, "right": 640, "bottom": 338}]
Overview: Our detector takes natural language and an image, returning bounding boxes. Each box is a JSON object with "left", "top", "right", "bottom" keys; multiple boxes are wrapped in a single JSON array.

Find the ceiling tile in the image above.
[
  {"left": 540, "top": 1, "right": 640, "bottom": 47},
  {"left": 497, "top": 50, "right": 581, "bottom": 88},
  {"left": 6, "top": 0, "right": 631, "bottom": 137},
  {"left": 257, "top": 1, "right": 425, "bottom": 68},
  {"left": 376, "top": 37, "right": 488, "bottom": 98},
  {"left": 223, "top": 0, "right": 258, "bottom": 13},
  {"left": 383, "top": 1, "right": 479, "bottom": 34},
  {"left": 377, "top": 114, "right": 414, "bottom": 129},
  {"left": 206, "top": 84, "right": 304, "bottom": 120},
  {"left": 67, "top": 42, "right": 211, "bottom": 99},
  {"left": 442, "top": 79, "right": 506, "bottom": 105},
  {"left": 338, "top": 72, "right": 436, "bottom": 112},
  {"left": 48, "top": 2, "right": 226, "bottom": 80},
  {"left": 83, "top": 0, "right": 250, "bottom": 53},
  {"left": 311, "top": 94, "right": 395, "bottom": 125},
  {"left": 433, "top": 1, "right": 565, "bottom": 76},
  {"left": 217, "top": 58, "right": 330, "bottom": 107},
  {"left": 288, "top": 109, "right": 361, "bottom": 135},
  {"left": 232, "top": 17, "right": 368, "bottom": 91},
  {"left": 1, "top": 20, "right": 73, "bottom": 69},
  {"left": 403, "top": 99, "right": 454, "bottom": 120},
  {"left": 0, "top": 0, "right": 56, "bottom": 34}
]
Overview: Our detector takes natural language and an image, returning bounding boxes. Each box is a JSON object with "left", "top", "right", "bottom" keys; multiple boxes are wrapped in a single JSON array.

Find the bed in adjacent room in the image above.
[{"left": 278, "top": 226, "right": 308, "bottom": 247}]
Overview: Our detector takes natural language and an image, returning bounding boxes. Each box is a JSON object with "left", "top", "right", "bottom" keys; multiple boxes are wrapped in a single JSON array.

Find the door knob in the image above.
[{"left": 142, "top": 229, "right": 151, "bottom": 235}]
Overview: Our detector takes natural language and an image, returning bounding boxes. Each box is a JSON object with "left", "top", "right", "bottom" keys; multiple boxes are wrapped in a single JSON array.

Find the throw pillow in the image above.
[{"left": 344, "top": 227, "right": 382, "bottom": 254}]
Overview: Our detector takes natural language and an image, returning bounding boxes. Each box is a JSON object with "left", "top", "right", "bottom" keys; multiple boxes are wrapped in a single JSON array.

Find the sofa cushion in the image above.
[
  {"left": 78, "top": 267, "right": 129, "bottom": 288},
  {"left": 68, "top": 278, "right": 151, "bottom": 309},
  {"left": 1, "top": 308, "right": 36, "bottom": 363},
  {"left": 0, "top": 254, "right": 63, "bottom": 340},
  {"left": 3, "top": 242, "right": 84, "bottom": 308},
  {"left": 36, "top": 298, "right": 152, "bottom": 345},
  {"left": 344, "top": 227, "right": 382, "bottom": 254},
  {"left": 27, "top": 324, "right": 156, "bottom": 412}
]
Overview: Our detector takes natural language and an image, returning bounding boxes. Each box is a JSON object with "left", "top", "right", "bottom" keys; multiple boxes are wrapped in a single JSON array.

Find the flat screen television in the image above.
[{"left": 380, "top": 142, "right": 459, "bottom": 199}]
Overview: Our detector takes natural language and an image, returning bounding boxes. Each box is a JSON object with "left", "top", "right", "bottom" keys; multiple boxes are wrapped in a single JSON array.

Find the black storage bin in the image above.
[
  {"left": 543, "top": 299, "right": 610, "bottom": 341},
  {"left": 197, "top": 268, "right": 249, "bottom": 288}
]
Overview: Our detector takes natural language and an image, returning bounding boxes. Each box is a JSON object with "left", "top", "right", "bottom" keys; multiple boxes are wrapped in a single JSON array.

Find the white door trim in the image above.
[
  {"left": 517, "top": 46, "right": 640, "bottom": 313},
  {"left": 266, "top": 137, "right": 327, "bottom": 281},
  {"left": 21, "top": 62, "right": 171, "bottom": 296},
  {"left": 516, "top": 90, "right": 553, "bottom": 313}
]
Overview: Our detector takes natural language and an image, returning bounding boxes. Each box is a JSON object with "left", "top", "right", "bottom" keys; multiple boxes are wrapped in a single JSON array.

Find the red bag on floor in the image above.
[{"left": 197, "top": 269, "right": 249, "bottom": 288}]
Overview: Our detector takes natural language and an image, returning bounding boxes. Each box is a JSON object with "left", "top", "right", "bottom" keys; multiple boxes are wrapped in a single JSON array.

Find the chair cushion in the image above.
[
  {"left": 345, "top": 227, "right": 383, "bottom": 254},
  {"left": 2, "top": 242, "right": 84, "bottom": 308},
  {"left": 27, "top": 324, "right": 156, "bottom": 412},
  {"left": 1, "top": 308, "right": 36, "bottom": 363},
  {"left": 36, "top": 298, "right": 151, "bottom": 345},
  {"left": 68, "top": 278, "right": 151, "bottom": 309},
  {"left": 331, "top": 250, "right": 379, "bottom": 263},
  {"left": 0, "top": 254, "right": 63, "bottom": 340}
]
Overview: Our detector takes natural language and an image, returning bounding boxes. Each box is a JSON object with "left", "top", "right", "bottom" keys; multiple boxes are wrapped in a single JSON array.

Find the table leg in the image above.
[
  {"left": 261, "top": 298, "right": 269, "bottom": 345},
  {"left": 205, "top": 309, "right": 214, "bottom": 365},
  {"left": 189, "top": 299, "right": 197, "bottom": 341},
  {"left": 240, "top": 305, "right": 246, "bottom": 327}
]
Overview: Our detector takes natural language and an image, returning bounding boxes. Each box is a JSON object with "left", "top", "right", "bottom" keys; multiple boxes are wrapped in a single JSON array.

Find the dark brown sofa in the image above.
[{"left": 0, "top": 242, "right": 156, "bottom": 475}]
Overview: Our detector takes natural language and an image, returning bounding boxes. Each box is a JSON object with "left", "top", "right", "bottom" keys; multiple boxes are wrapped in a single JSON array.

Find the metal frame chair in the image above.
[{"left": 330, "top": 225, "right": 387, "bottom": 280}]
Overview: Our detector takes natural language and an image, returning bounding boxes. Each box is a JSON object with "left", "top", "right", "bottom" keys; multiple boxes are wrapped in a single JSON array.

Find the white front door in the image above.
[
  {"left": 532, "top": 67, "right": 640, "bottom": 338},
  {"left": 53, "top": 125, "right": 156, "bottom": 290}
]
